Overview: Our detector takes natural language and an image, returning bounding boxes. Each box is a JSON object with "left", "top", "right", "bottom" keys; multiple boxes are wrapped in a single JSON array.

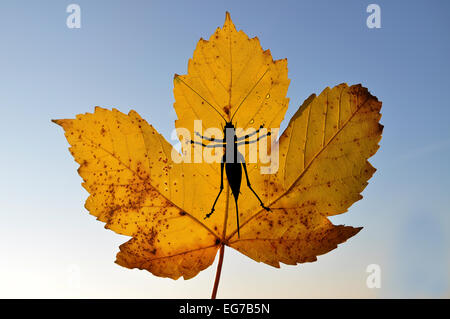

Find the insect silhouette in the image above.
[{"left": 182, "top": 80, "right": 272, "bottom": 238}]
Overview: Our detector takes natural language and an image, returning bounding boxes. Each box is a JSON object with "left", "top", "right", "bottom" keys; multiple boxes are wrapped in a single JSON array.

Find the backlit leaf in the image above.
[{"left": 54, "top": 13, "right": 382, "bottom": 282}]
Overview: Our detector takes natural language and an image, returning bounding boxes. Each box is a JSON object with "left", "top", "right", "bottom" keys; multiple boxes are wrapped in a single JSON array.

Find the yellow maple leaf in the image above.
[{"left": 53, "top": 12, "right": 382, "bottom": 297}]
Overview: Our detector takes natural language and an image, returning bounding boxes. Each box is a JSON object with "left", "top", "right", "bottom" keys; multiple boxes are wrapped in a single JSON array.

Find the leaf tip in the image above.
[
  {"left": 225, "top": 11, "right": 231, "bottom": 22},
  {"left": 223, "top": 11, "right": 236, "bottom": 30},
  {"left": 52, "top": 119, "right": 68, "bottom": 127}
]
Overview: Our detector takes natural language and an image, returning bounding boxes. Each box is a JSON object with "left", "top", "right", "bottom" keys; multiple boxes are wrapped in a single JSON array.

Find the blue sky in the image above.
[{"left": 0, "top": 0, "right": 448, "bottom": 298}]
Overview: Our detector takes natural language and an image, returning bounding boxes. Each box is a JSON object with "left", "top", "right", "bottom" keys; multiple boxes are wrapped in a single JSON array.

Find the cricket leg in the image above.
[
  {"left": 242, "top": 161, "right": 271, "bottom": 212},
  {"left": 205, "top": 160, "right": 225, "bottom": 219}
]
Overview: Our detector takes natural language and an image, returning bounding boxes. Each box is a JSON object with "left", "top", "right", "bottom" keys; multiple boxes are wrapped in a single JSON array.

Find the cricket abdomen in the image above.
[{"left": 225, "top": 162, "right": 242, "bottom": 201}]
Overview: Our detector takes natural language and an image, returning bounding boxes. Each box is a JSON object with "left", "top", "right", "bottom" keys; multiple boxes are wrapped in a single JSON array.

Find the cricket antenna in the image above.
[
  {"left": 230, "top": 68, "right": 270, "bottom": 122},
  {"left": 175, "top": 74, "right": 227, "bottom": 122}
]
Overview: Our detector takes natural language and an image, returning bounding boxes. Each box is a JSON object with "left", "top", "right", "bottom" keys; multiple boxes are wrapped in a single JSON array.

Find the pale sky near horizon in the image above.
[{"left": 0, "top": 0, "right": 449, "bottom": 298}]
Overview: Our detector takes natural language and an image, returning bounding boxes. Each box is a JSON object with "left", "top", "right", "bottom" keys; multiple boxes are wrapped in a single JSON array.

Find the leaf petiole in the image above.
[{"left": 211, "top": 244, "right": 225, "bottom": 299}]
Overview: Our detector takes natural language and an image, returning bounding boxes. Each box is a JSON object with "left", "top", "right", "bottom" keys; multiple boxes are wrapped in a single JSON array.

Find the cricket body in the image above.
[{"left": 190, "top": 117, "right": 272, "bottom": 238}]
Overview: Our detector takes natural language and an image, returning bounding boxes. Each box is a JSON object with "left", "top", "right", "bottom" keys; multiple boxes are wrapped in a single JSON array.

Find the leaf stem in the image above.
[{"left": 211, "top": 244, "right": 225, "bottom": 299}]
